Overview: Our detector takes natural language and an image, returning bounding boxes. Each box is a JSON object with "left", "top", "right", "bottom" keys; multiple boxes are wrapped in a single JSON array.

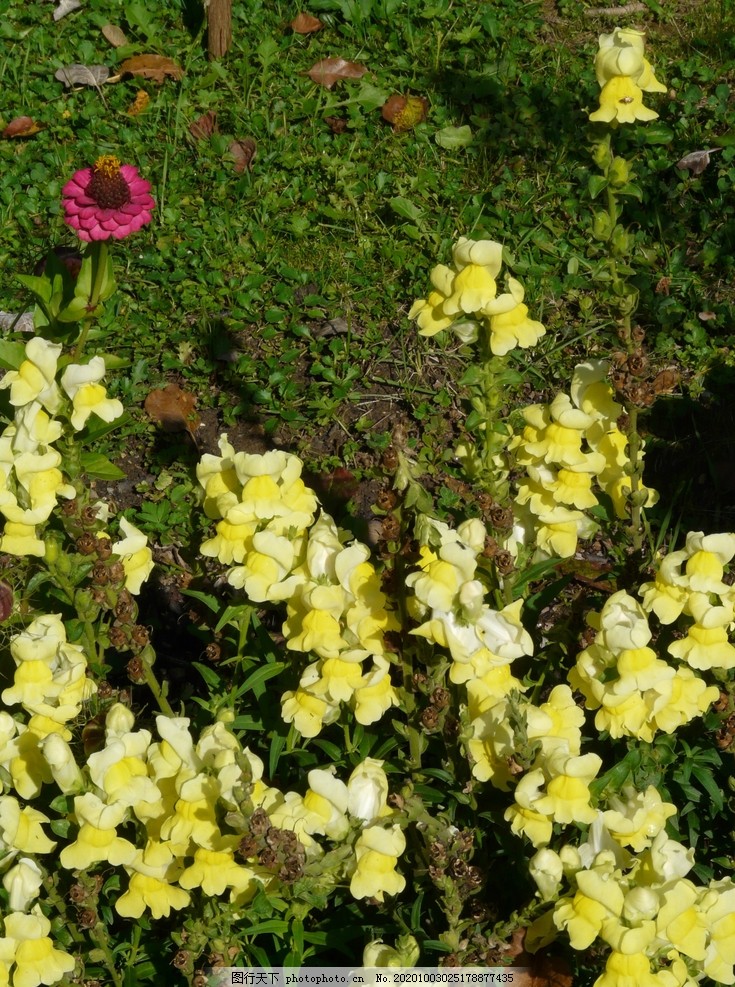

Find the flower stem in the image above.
[
  {"left": 626, "top": 404, "right": 643, "bottom": 551},
  {"left": 73, "top": 240, "right": 109, "bottom": 361},
  {"left": 141, "top": 655, "right": 176, "bottom": 717}
]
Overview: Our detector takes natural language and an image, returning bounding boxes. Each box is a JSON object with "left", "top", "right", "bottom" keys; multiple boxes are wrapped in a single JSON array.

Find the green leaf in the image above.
[
  {"left": 79, "top": 451, "right": 126, "bottom": 481},
  {"left": 588, "top": 174, "right": 609, "bottom": 199},
  {"left": 239, "top": 662, "right": 286, "bottom": 697},
  {"left": 122, "top": 967, "right": 139, "bottom": 987},
  {"left": 245, "top": 919, "right": 290, "bottom": 936},
  {"left": 354, "top": 81, "right": 389, "bottom": 111},
  {"left": 643, "top": 121, "right": 674, "bottom": 144},
  {"left": 181, "top": 588, "right": 221, "bottom": 613},
  {"left": 389, "top": 196, "right": 424, "bottom": 222},
  {"left": 193, "top": 661, "right": 222, "bottom": 689},
  {"left": 434, "top": 124, "right": 473, "bottom": 148},
  {"left": 617, "top": 182, "right": 643, "bottom": 201},
  {"left": 269, "top": 731, "right": 286, "bottom": 777},
  {"left": 691, "top": 764, "right": 725, "bottom": 811},
  {"left": 15, "top": 273, "right": 53, "bottom": 304},
  {"left": 58, "top": 296, "right": 96, "bottom": 323},
  {"left": 83, "top": 413, "right": 129, "bottom": 443},
  {"left": 0, "top": 339, "right": 27, "bottom": 370}
]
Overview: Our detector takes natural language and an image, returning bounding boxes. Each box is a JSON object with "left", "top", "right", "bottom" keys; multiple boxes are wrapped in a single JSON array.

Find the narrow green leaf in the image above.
[
  {"left": 193, "top": 661, "right": 222, "bottom": 689},
  {"left": 239, "top": 662, "right": 286, "bottom": 697}
]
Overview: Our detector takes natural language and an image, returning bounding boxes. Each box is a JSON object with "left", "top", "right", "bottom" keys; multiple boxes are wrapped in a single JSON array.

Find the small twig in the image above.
[{"left": 583, "top": 2, "right": 647, "bottom": 15}]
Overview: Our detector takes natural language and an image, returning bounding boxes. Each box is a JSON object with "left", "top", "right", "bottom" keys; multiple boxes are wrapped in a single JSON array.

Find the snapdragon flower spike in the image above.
[{"left": 62, "top": 155, "right": 154, "bottom": 241}]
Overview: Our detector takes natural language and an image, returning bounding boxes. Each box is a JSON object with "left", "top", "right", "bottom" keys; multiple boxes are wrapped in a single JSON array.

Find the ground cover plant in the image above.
[{"left": 2, "top": 0, "right": 735, "bottom": 985}]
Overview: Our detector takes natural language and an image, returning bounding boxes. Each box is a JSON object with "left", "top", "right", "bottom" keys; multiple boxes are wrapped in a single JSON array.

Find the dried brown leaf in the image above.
[
  {"left": 381, "top": 93, "right": 428, "bottom": 132},
  {"left": 676, "top": 148, "right": 721, "bottom": 175},
  {"left": 2, "top": 116, "right": 43, "bottom": 138},
  {"left": 324, "top": 115, "right": 347, "bottom": 133},
  {"left": 127, "top": 90, "right": 150, "bottom": 116},
  {"left": 291, "top": 11, "right": 323, "bottom": 33},
  {"left": 102, "top": 23, "right": 129, "bottom": 47},
  {"left": 55, "top": 64, "right": 110, "bottom": 88},
  {"left": 119, "top": 54, "right": 184, "bottom": 84},
  {"left": 229, "top": 138, "right": 257, "bottom": 173},
  {"left": 306, "top": 57, "right": 367, "bottom": 89},
  {"left": 652, "top": 368, "right": 680, "bottom": 394},
  {"left": 190, "top": 111, "right": 218, "bottom": 141},
  {"left": 144, "top": 384, "right": 200, "bottom": 434}
]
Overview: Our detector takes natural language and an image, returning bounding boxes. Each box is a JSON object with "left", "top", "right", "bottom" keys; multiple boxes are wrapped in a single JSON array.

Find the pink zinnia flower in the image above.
[{"left": 62, "top": 155, "right": 154, "bottom": 241}]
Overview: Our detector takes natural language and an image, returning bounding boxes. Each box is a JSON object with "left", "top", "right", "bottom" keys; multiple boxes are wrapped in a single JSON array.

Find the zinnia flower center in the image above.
[{"left": 88, "top": 155, "right": 131, "bottom": 209}]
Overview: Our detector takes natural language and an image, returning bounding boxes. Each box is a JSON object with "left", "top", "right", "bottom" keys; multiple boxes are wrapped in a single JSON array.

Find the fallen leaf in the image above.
[
  {"left": 381, "top": 93, "right": 428, "bottom": 132},
  {"left": 2, "top": 116, "right": 43, "bottom": 138},
  {"left": 190, "top": 111, "right": 218, "bottom": 141},
  {"left": 55, "top": 64, "right": 110, "bottom": 88},
  {"left": 229, "top": 138, "right": 257, "bottom": 173},
  {"left": 291, "top": 11, "right": 323, "bottom": 33},
  {"left": 102, "top": 23, "right": 129, "bottom": 47},
  {"left": 119, "top": 54, "right": 184, "bottom": 84},
  {"left": 324, "top": 115, "right": 347, "bottom": 133},
  {"left": 306, "top": 57, "right": 367, "bottom": 89},
  {"left": 127, "top": 90, "right": 150, "bottom": 115},
  {"left": 144, "top": 384, "right": 200, "bottom": 435},
  {"left": 434, "top": 124, "right": 473, "bottom": 148},
  {"left": 54, "top": 0, "right": 81, "bottom": 20},
  {"left": 676, "top": 148, "right": 721, "bottom": 175}
]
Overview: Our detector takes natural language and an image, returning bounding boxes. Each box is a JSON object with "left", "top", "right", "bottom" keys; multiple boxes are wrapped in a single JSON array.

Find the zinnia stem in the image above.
[{"left": 73, "top": 240, "right": 109, "bottom": 362}]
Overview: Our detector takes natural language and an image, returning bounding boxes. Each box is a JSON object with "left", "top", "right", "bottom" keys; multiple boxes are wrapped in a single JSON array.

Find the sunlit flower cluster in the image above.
[
  {"left": 500, "top": 686, "right": 601, "bottom": 845},
  {"left": 0, "top": 337, "right": 124, "bottom": 558},
  {"left": 527, "top": 796, "right": 735, "bottom": 986},
  {"left": 1, "top": 692, "right": 407, "bottom": 961},
  {"left": 640, "top": 531, "right": 735, "bottom": 672},
  {"left": 569, "top": 590, "right": 719, "bottom": 741},
  {"left": 1, "top": 613, "right": 97, "bottom": 750},
  {"left": 199, "top": 437, "right": 318, "bottom": 593},
  {"left": 509, "top": 361, "right": 657, "bottom": 560},
  {"left": 408, "top": 237, "right": 546, "bottom": 356},
  {"left": 198, "top": 444, "right": 399, "bottom": 737},
  {"left": 408, "top": 517, "right": 532, "bottom": 686},
  {"left": 281, "top": 513, "right": 399, "bottom": 736},
  {"left": 589, "top": 27, "right": 666, "bottom": 125}
]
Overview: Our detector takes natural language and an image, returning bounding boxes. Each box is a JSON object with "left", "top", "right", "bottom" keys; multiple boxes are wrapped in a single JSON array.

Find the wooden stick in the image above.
[
  {"left": 207, "top": 0, "right": 232, "bottom": 60},
  {"left": 583, "top": 2, "right": 648, "bottom": 15}
]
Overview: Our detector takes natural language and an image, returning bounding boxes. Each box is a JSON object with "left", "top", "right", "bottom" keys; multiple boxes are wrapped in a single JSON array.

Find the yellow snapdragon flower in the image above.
[
  {"left": 350, "top": 825, "right": 406, "bottom": 901},
  {"left": 60, "top": 357, "right": 124, "bottom": 430},
  {"left": 116, "top": 841, "right": 190, "bottom": 919},
  {"left": 0, "top": 338, "right": 62, "bottom": 413}
]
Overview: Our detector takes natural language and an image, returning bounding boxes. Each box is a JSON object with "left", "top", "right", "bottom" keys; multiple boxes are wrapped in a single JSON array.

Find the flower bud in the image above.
[
  {"left": 608, "top": 157, "right": 631, "bottom": 187},
  {"left": 3, "top": 858, "right": 43, "bottom": 911},
  {"left": 43, "top": 532, "right": 63, "bottom": 565},
  {"left": 592, "top": 211, "right": 613, "bottom": 241},
  {"left": 611, "top": 225, "right": 631, "bottom": 256},
  {"left": 41, "top": 734, "right": 84, "bottom": 794},
  {"left": 529, "top": 847, "right": 563, "bottom": 900},
  {"left": 592, "top": 140, "right": 612, "bottom": 170}
]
